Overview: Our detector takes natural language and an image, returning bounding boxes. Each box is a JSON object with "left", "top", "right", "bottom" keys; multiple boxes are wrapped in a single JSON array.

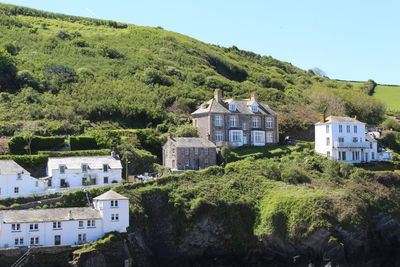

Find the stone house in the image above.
[
  {"left": 0, "top": 190, "right": 129, "bottom": 248},
  {"left": 191, "top": 89, "right": 279, "bottom": 147},
  {"left": 162, "top": 136, "right": 217, "bottom": 172}
]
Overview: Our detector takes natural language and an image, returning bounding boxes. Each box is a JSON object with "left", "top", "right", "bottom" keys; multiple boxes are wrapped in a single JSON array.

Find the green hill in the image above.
[
  {"left": 374, "top": 85, "right": 400, "bottom": 113},
  {"left": 0, "top": 3, "right": 386, "bottom": 136}
]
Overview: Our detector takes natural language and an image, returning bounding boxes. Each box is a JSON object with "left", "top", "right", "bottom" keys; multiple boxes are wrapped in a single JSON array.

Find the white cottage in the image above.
[
  {"left": 315, "top": 115, "right": 392, "bottom": 163},
  {"left": 0, "top": 160, "right": 47, "bottom": 199},
  {"left": 47, "top": 156, "right": 123, "bottom": 189},
  {"left": 0, "top": 190, "right": 129, "bottom": 248}
]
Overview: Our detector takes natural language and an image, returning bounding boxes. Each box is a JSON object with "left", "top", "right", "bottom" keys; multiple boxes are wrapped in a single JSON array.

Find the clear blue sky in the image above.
[{"left": 2, "top": 0, "right": 400, "bottom": 84}]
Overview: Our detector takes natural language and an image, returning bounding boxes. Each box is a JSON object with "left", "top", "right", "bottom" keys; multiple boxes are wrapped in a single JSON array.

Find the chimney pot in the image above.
[{"left": 205, "top": 133, "right": 211, "bottom": 140}]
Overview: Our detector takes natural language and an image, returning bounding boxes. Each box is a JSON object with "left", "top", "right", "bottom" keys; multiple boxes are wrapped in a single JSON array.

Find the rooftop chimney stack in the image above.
[
  {"left": 214, "top": 89, "right": 223, "bottom": 103},
  {"left": 250, "top": 92, "right": 258, "bottom": 102},
  {"left": 167, "top": 133, "right": 173, "bottom": 140},
  {"left": 319, "top": 114, "right": 326, "bottom": 123},
  {"left": 205, "top": 133, "right": 211, "bottom": 140}
]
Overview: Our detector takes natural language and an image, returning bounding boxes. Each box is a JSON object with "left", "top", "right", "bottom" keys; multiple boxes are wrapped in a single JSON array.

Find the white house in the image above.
[
  {"left": 47, "top": 156, "right": 123, "bottom": 189},
  {"left": 0, "top": 160, "right": 47, "bottom": 199},
  {"left": 315, "top": 115, "right": 392, "bottom": 163},
  {"left": 0, "top": 190, "right": 129, "bottom": 248}
]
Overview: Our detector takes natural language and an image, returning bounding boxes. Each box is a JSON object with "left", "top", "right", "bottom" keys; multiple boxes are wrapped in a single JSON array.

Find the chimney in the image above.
[
  {"left": 205, "top": 133, "right": 211, "bottom": 140},
  {"left": 68, "top": 210, "right": 73, "bottom": 220},
  {"left": 319, "top": 114, "right": 326, "bottom": 123},
  {"left": 214, "top": 89, "right": 223, "bottom": 103},
  {"left": 167, "top": 133, "right": 173, "bottom": 140},
  {"left": 250, "top": 92, "right": 258, "bottom": 102}
]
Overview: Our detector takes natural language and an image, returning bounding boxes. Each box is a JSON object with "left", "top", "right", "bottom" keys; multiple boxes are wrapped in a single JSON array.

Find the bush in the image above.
[
  {"left": 99, "top": 46, "right": 124, "bottom": 59},
  {"left": 69, "top": 136, "right": 98, "bottom": 150},
  {"left": 281, "top": 165, "right": 310, "bottom": 184},
  {"left": 382, "top": 118, "right": 400, "bottom": 131},
  {"left": 8, "top": 135, "right": 66, "bottom": 154},
  {"left": 16, "top": 70, "right": 37, "bottom": 88},
  {"left": 174, "top": 124, "right": 199, "bottom": 137},
  {"left": 55, "top": 30, "right": 71, "bottom": 40},
  {"left": 0, "top": 47, "right": 17, "bottom": 92},
  {"left": 3, "top": 42, "right": 20, "bottom": 56}
]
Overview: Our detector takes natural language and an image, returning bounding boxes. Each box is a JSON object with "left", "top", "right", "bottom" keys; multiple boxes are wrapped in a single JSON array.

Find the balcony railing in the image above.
[{"left": 333, "top": 142, "right": 370, "bottom": 148}]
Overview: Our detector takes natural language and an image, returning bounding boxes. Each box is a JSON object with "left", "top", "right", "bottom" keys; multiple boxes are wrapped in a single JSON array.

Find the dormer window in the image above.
[
  {"left": 17, "top": 173, "right": 22, "bottom": 180},
  {"left": 229, "top": 102, "right": 236, "bottom": 111},
  {"left": 81, "top": 164, "right": 88, "bottom": 172},
  {"left": 251, "top": 103, "right": 258, "bottom": 113}
]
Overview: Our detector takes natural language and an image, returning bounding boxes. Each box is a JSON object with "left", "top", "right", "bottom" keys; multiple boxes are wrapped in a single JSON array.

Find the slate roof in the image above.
[
  {"left": 93, "top": 190, "right": 128, "bottom": 200},
  {"left": 1, "top": 207, "right": 102, "bottom": 223},
  {"left": 192, "top": 98, "right": 277, "bottom": 116},
  {"left": 0, "top": 160, "right": 29, "bottom": 175},
  {"left": 366, "top": 133, "right": 377, "bottom": 142},
  {"left": 48, "top": 156, "right": 122, "bottom": 170},
  {"left": 317, "top": 116, "right": 364, "bottom": 124},
  {"left": 165, "top": 137, "right": 216, "bottom": 148}
]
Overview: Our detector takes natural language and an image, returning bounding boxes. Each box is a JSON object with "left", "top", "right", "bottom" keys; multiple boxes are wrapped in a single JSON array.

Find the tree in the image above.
[
  {"left": 309, "top": 90, "right": 346, "bottom": 115},
  {"left": 0, "top": 48, "right": 17, "bottom": 92},
  {"left": 19, "top": 130, "right": 34, "bottom": 155}
]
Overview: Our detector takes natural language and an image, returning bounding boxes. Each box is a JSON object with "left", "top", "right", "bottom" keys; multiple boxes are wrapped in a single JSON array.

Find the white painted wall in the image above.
[
  {"left": 49, "top": 168, "right": 122, "bottom": 189},
  {"left": 315, "top": 122, "right": 391, "bottom": 163},
  {"left": 0, "top": 173, "right": 47, "bottom": 199},
  {"left": 0, "top": 198, "right": 129, "bottom": 248}
]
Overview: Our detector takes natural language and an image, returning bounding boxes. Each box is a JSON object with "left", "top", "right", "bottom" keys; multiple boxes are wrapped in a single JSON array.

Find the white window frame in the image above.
[
  {"left": 215, "top": 131, "right": 223, "bottom": 142},
  {"left": 326, "top": 137, "right": 330, "bottom": 146},
  {"left": 266, "top": 118, "right": 273, "bottom": 128},
  {"left": 326, "top": 125, "right": 330, "bottom": 133},
  {"left": 347, "top": 125, "right": 350, "bottom": 133},
  {"left": 339, "top": 125, "right": 343, "bottom": 133},
  {"left": 252, "top": 117, "right": 260, "bottom": 128},
  {"left": 229, "top": 116, "right": 238, "bottom": 127},
  {"left": 81, "top": 163, "right": 88, "bottom": 172},
  {"left": 59, "top": 165, "right": 66, "bottom": 174},
  {"left": 229, "top": 103, "right": 236, "bottom": 111},
  {"left": 230, "top": 130, "right": 242, "bottom": 142},
  {"left": 354, "top": 125, "right": 358, "bottom": 133},
  {"left": 14, "top": 187, "right": 19, "bottom": 194},
  {"left": 214, "top": 115, "right": 222, "bottom": 127},
  {"left": 251, "top": 103, "right": 258, "bottom": 112}
]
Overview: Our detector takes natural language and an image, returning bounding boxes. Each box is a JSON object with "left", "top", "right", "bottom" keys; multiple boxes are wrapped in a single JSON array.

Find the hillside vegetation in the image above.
[{"left": 0, "top": 3, "right": 387, "bottom": 137}]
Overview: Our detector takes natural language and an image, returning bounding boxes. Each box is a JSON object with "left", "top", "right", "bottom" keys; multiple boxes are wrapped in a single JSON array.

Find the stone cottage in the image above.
[{"left": 162, "top": 136, "right": 217, "bottom": 172}]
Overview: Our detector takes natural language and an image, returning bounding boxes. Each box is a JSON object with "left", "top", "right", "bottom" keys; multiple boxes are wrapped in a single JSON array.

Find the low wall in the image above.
[{"left": 0, "top": 247, "right": 21, "bottom": 257}]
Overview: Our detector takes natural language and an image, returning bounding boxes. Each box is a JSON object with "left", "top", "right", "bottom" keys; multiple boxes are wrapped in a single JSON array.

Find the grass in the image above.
[{"left": 374, "top": 85, "right": 400, "bottom": 113}]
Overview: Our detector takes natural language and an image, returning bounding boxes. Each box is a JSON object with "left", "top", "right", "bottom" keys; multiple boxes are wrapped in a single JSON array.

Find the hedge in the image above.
[
  {"left": 38, "top": 149, "right": 110, "bottom": 157},
  {"left": 69, "top": 136, "right": 98, "bottom": 150},
  {"left": 8, "top": 135, "right": 66, "bottom": 155}
]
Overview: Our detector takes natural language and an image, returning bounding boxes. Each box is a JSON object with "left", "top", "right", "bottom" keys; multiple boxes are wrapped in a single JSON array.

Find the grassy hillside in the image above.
[
  {"left": 374, "top": 85, "right": 400, "bottom": 113},
  {"left": 0, "top": 3, "right": 386, "bottom": 136}
]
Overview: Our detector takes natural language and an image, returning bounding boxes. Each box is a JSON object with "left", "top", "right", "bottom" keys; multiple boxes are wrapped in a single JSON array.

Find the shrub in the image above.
[
  {"left": 55, "top": 30, "right": 71, "bottom": 40},
  {"left": 72, "top": 39, "right": 89, "bottom": 47},
  {"left": 141, "top": 68, "right": 173, "bottom": 86},
  {"left": 3, "top": 42, "right": 20, "bottom": 56},
  {"left": 99, "top": 46, "right": 124, "bottom": 59},
  {"left": 0, "top": 47, "right": 17, "bottom": 92},
  {"left": 281, "top": 165, "right": 310, "bottom": 184},
  {"left": 8, "top": 135, "right": 66, "bottom": 154},
  {"left": 382, "top": 118, "right": 400, "bottom": 131},
  {"left": 174, "top": 124, "right": 199, "bottom": 137},
  {"left": 69, "top": 136, "right": 98, "bottom": 150},
  {"left": 16, "top": 70, "right": 37, "bottom": 88}
]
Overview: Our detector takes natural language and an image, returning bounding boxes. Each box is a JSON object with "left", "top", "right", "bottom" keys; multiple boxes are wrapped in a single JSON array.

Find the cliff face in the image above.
[{"left": 72, "top": 189, "right": 400, "bottom": 267}]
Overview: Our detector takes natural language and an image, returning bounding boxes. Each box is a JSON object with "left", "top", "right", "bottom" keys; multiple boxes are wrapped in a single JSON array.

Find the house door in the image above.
[
  {"left": 60, "top": 179, "right": 66, "bottom": 187},
  {"left": 365, "top": 153, "right": 368, "bottom": 162},
  {"left": 54, "top": 235, "right": 61, "bottom": 245},
  {"left": 243, "top": 135, "right": 248, "bottom": 145}
]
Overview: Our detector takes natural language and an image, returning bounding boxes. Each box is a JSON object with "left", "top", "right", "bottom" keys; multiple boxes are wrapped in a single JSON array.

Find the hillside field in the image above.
[{"left": 374, "top": 85, "right": 400, "bottom": 113}]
